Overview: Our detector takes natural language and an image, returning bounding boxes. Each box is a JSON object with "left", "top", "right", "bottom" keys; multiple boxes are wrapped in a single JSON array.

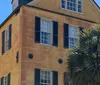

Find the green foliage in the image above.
[{"left": 68, "top": 25, "right": 100, "bottom": 85}]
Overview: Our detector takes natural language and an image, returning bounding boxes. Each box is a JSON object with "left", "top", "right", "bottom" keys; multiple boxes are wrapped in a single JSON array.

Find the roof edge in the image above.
[
  {"left": 0, "top": 4, "right": 100, "bottom": 28},
  {"left": 93, "top": 0, "right": 100, "bottom": 9},
  {"left": 0, "top": 5, "right": 21, "bottom": 28},
  {"left": 92, "top": 0, "right": 100, "bottom": 11}
]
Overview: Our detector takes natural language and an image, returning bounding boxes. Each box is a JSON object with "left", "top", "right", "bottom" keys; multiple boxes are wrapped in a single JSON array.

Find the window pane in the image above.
[
  {"left": 62, "top": 0, "right": 66, "bottom": 8},
  {"left": 78, "top": 1, "right": 81, "bottom": 4},
  {"left": 6, "top": 41, "right": 9, "bottom": 50},
  {"left": 7, "top": 28, "right": 9, "bottom": 41},
  {"left": 40, "top": 70, "right": 52, "bottom": 85},
  {"left": 4, "top": 75, "right": 8, "bottom": 85},
  {"left": 40, "top": 19, "right": 52, "bottom": 45},
  {"left": 41, "top": 20, "right": 48, "bottom": 32},
  {"left": 62, "top": 0, "right": 82, "bottom": 13},
  {"left": 4, "top": 27, "right": 10, "bottom": 53},
  {"left": 69, "top": 25, "right": 79, "bottom": 48},
  {"left": 69, "top": 26, "right": 75, "bottom": 38},
  {"left": 67, "top": 0, "right": 76, "bottom": 11},
  {"left": 62, "top": 5, "right": 65, "bottom": 8},
  {"left": 78, "top": 4, "right": 82, "bottom": 12}
]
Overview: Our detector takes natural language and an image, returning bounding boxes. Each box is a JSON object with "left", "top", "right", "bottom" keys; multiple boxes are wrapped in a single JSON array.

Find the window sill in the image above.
[
  {"left": 40, "top": 43, "right": 52, "bottom": 47},
  {"left": 35, "top": 42, "right": 58, "bottom": 48},
  {"left": 39, "top": 43, "right": 58, "bottom": 48}
]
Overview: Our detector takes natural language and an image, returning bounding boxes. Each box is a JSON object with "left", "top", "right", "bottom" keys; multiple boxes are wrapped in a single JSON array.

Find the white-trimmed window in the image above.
[
  {"left": 40, "top": 19, "right": 53, "bottom": 45},
  {"left": 4, "top": 28, "right": 10, "bottom": 52},
  {"left": 40, "top": 70, "right": 52, "bottom": 85},
  {"left": 4, "top": 75, "right": 8, "bottom": 85},
  {"left": 69, "top": 25, "right": 79, "bottom": 48},
  {"left": 61, "top": 0, "right": 82, "bottom": 13},
  {"left": 2, "top": 24, "right": 12, "bottom": 54}
]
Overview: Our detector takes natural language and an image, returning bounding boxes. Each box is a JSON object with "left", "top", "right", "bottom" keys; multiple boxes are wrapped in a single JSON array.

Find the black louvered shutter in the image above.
[
  {"left": 79, "top": 27, "right": 84, "bottom": 48},
  {"left": 35, "top": 16, "right": 41, "bottom": 43},
  {"left": 52, "top": 21, "right": 58, "bottom": 47},
  {"left": 1, "top": 77, "right": 4, "bottom": 85},
  {"left": 35, "top": 68, "right": 40, "bottom": 85},
  {"left": 53, "top": 71, "right": 58, "bottom": 85},
  {"left": 79, "top": 27, "right": 84, "bottom": 33},
  {"left": 2, "top": 31, "right": 5, "bottom": 55},
  {"left": 9, "top": 24, "right": 12, "bottom": 49},
  {"left": 64, "top": 72, "right": 70, "bottom": 85},
  {"left": 8, "top": 73, "right": 11, "bottom": 85},
  {"left": 64, "top": 23, "right": 69, "bottom": 48}
]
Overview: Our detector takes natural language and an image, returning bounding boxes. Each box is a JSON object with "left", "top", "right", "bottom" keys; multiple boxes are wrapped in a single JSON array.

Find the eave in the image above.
[
  {"left": 0, "top": 6, "right": 21, "bottom": 28},
  {"left": 0, "top": 4, "right": 100, "bottom": 28},
  {"left": 93, "top": 0, "right": 100, "bottom": 9}
]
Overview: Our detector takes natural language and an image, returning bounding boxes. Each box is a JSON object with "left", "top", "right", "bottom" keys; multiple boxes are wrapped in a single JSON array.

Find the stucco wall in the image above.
[
  {"left": 28, "top": 0, "right": 100, "bottom": 23},
  {"left": 0, "top": 0, "right": 99, "bottom": 84},
  {"left": 0, "top": 11, "right": 22, "bottom": 85},
  {"left": 20, "top": 6, "right": 94, "bottom": 85}
]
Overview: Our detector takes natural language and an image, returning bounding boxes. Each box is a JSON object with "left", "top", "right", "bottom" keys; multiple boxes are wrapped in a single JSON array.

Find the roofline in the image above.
[
  {"left": 0, "top": 5, "right": 100, "bottom": 28},
  {"left": 10, "top": 0, "right": 100, "bottom": 9},
  {"left": 0, "top": 5, "right": 21, "bottom": 28},
  {"left": 92, "top": 0, "right": 100, "bottom": 9}
]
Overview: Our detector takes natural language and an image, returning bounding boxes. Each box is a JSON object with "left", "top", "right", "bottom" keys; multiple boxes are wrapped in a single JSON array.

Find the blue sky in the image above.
[{"left": 0, "top": 0, "right": 100, "bottom": 25}]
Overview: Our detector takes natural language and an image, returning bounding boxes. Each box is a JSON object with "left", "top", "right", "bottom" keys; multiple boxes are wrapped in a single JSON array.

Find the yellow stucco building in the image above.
[{"left": 0, "top": 0, "right": 100, "bottom": 85}]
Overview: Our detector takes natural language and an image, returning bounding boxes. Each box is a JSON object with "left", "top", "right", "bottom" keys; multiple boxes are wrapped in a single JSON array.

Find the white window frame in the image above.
[
  {"left": 61, "top": 0, "right": 83, "bottom": 13},
  {"left": 68, "top": 25, "right": 79, "bottom": 48},
  {"left": 3, "top": 74, "right": 8, "bottom": 85},
  {"left": 4, "top": 27, "right": 10, "bottom": 53},
  {"left": 40, "top": 70, "right": 53, "bottom": 85},
  {"left": 40, "top": 18, "right": 53, "bottom": 46}
]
